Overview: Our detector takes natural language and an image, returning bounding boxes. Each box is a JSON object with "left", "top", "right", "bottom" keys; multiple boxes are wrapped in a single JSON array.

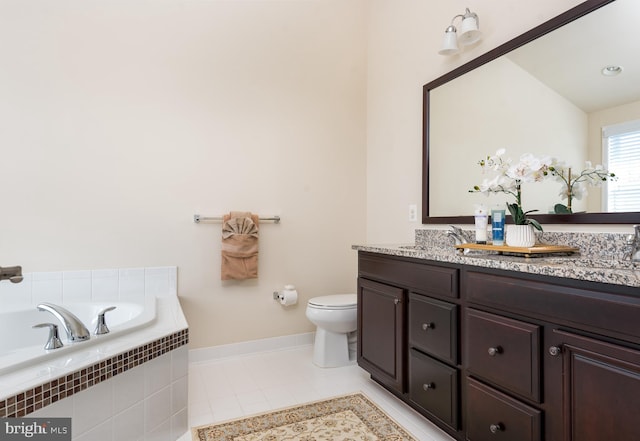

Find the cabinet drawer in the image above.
[
  {"left": 409, "top": 349, "right": 459, "bottom": 429},
  {"left": 464, "top": 270, "right": 640, "bottom": 345},
  {"left": 409, "top": 293, "right": 458, "bottom": 364},
  {"left": 466, "top": 377, "right": 541, "bottom": 441},
  {"left": 465, "top": 309, "right": 541, "bottom": 401},
  {"left": 359, "top": 253, "right": 459, "bottom": 298}
]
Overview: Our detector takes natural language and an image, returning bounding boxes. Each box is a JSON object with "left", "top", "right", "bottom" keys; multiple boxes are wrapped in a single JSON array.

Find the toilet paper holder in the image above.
[{"left": 273, "top": 284, "right": 298, "bottom": 306}]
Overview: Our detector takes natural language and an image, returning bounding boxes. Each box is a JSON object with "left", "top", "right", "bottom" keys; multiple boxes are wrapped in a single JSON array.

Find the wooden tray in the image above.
[{"left": 454, "top": 243, "right": 579, "bottom": 255}]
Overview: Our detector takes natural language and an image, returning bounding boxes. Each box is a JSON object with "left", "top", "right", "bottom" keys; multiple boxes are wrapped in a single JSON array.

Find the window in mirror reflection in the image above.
[{"left": 604, "top": 120, "right": 640, "bottom": 212}]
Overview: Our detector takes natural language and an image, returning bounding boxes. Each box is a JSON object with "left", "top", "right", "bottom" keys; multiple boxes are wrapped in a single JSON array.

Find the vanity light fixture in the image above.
[
  {"left": 438, "top": 7, "right": 482, "bottom": 56},
  {"left": 601, "top": 65, "right": 623, "bottom": 76}
]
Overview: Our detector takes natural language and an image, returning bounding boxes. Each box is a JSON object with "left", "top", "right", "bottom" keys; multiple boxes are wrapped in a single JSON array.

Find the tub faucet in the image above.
[
  {"left": 0, "top": 265, "right": 23, "bottom": 283},
  {"left": 32, "top": 323, "right": 64, "bottom": 350},
  {"left": 37, "top": 303, "right": 91, "bottom": 342},
  {"left": 94, "top": 306, "right": 116, "bottom": 335},
  {"left": 624, "top": 225, "right": 640, "bottom": 262}
]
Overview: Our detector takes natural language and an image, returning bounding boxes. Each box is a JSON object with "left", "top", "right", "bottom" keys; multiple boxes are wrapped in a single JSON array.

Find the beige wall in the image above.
[
  {"left": 1, "top": 0, "right": 635, "bottom": 350},
  {"left": 0, "top": 0, "right": 367, "bottom": 349},
  {"left": 366, "top": 0, "right": 634, "bottom": 240},
  {"left": 429, "top": 57, "right": 587, "bottom": 217}
]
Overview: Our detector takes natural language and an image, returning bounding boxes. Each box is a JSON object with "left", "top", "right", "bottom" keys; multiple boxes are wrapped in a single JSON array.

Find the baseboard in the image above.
[{"left": 188, "top": 332, "right": 315, "bottom": 363}]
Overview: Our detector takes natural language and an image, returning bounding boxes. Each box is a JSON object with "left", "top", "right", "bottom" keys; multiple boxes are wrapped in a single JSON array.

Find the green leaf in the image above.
[
  {"left": 554, "top": 204, "right": 571, "bottom": 214},
  {"left": 526, "top": 218, "right": 543, "bottom": 232},
  {"left": 506, "top": 203, "right": 521, "bottom": 222}
]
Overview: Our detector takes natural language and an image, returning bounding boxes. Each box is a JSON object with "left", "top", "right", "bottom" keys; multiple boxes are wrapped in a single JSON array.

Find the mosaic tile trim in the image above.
[{"left": 0, "top": 328, "right": 188, "bottom": 418}]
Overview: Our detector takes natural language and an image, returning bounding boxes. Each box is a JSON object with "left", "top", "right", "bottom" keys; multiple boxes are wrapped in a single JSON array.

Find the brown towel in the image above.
[{"left": 221, "top": 211, "right": 259, "bottom": 280}]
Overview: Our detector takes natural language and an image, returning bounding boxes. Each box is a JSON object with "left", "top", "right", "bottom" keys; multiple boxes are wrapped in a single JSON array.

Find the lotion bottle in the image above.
[
  {"left": 491, "top": 206, "right": 506, "bottom": 246},
  {"left": 474, "top": 204, "right": 488, "bottom": 244}
]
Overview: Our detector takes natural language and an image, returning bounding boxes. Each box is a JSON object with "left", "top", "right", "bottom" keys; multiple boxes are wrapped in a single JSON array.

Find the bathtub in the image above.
[
  {"left": 0, "top": 266, "right": 188, "bottom": 440},
  {"left": 0, "top": 297, "right": 156, "bottom": 375}
]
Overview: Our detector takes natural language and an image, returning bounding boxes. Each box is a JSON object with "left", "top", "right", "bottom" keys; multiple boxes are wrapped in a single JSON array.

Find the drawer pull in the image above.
[
  {"left": 394, "top": 298, "right": 400, "bottom": 305},
  {"left": 489, "top": 423, "right": 504, "bottom": 434},
  {"left": 422, "top": 322, "right": 435, "bottom": 331},
  {"left": 487, "top": 346, "right": 503, "bottom": 356},
  {"left": 548, "top": 345, "right": 562, "bottom": 356},
  {"left": 422, "top": 382, "right": 435, "bottom": 391}
]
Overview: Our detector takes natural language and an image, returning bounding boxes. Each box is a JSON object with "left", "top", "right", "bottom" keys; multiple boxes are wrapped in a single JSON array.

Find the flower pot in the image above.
[{"left": 506, "top": 224, "right": 536, "bottom": 247}]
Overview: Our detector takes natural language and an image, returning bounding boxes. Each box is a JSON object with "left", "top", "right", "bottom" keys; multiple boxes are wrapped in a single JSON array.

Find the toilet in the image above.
[{"left": 305, "top": 294, "right": 357, "bottom": 368}]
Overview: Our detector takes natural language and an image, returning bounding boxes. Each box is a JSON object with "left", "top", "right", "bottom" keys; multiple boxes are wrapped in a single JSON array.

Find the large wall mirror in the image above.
[{"left": 423, "top": 0, "right": 640, "bottom": 224}]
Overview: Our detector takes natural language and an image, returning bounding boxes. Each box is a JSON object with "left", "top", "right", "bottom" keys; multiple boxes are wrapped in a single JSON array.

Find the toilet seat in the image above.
[{"left": 308, "top": 294, "right": 357, "bottom": 310}]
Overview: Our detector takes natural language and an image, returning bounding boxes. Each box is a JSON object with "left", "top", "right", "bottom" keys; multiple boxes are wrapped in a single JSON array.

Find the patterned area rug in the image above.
[{"left": 192, "top": 392, "right": 417, "bottom": 440}]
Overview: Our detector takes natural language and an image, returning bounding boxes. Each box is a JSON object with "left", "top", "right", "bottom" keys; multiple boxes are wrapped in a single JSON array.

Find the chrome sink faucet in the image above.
[
  {"left": 625, "top": 225, "right": 640, "bottom": 262},
  {"left": 447, "top": 225, "right": 471, "bottom": 255},
  {"left": 0, "top": 265, "right": 23, "bottom": 283},
  {"left": 37, "top": 303, "right": 91, "bottom": 342}
]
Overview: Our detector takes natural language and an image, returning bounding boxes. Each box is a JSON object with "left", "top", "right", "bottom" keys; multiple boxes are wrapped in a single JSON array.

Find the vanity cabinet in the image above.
[
  {"left": 358, "top": 252, "right": 461, "bottom": 436},
  {"left": 357, "top": 251, "right": 640, "bottom": 441},
  {"left": 464, "top": 268, "right": 640, "bottom": 441}
]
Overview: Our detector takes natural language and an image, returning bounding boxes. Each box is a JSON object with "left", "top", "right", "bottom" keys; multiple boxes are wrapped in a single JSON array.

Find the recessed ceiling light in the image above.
[{"left": 601, "top": 65, "right": 623, "bottom": 76}]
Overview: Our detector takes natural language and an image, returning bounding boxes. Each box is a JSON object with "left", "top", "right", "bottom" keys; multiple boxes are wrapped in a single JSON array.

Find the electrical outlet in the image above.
[{"left": 408, "top": 204, "right": 418, "bottom": 222}]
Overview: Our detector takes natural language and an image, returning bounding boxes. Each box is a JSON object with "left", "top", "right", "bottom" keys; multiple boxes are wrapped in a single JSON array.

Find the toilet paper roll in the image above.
[{"left": 279, "top": 288, "right": 298, "bottom": 306}]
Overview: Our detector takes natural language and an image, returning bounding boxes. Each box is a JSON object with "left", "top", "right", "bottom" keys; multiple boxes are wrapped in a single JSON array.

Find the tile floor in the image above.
[{"left": 179, "top": 345, "right": 454, "bottom": 441}]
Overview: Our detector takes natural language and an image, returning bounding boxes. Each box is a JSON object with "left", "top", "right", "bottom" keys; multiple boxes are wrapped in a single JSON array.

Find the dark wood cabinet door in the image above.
[
  {"left": 357, "top": 277, "right": 405, "bottom": 393},
  {"left": 549, "top": 330, "right": 640, "bottom": 441}
]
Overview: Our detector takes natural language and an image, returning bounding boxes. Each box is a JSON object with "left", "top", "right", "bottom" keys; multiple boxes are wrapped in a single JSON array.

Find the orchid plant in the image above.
[
  {"left": 548, "top": 161, "right": 616, "bottom": 213},
  {"left": 469, "top": 149, "right": 553, "bottom": 232}
]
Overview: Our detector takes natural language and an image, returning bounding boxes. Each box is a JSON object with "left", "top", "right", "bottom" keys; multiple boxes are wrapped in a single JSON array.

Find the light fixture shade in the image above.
[
  {"left": 459, "top": 14, "right": 481, "bottom": 46},
  {"left": 438, "top": 26, "right": 459, "bottom": 56}
]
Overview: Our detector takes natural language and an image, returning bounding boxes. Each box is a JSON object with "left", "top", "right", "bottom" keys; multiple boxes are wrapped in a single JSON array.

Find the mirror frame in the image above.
[{"left": 422, "top": 0, "right": 640, "bottom": 225}]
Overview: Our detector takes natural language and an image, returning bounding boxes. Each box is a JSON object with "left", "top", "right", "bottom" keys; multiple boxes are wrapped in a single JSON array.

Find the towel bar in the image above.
[{"left": 193, "top": 214, "right": 281, "bottom": 224}]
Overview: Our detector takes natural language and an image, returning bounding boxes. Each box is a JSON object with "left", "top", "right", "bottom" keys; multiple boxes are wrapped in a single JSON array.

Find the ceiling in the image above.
[{"left": 507, "top": 0, "right": 640, "bottom": 113}]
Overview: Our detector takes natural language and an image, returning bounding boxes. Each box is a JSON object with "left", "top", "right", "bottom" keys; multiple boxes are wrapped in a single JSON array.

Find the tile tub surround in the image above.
[
  {"left": 0, "top": 329, "right": 188, "bottom": 418},
  {"left": 29, "top": 345, "right": 188, "bottom": 441},
  {"left": 0, "top": 266, "right": 189, "bottom": 433},
  {"left": 353, "top": 230, "right": 640, "bottom": 288}
]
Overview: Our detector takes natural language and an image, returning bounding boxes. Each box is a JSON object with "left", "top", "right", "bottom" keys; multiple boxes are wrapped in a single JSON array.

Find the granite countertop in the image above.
[{"left": 352, "top": 243, "right": 640, "bottom": 289}]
